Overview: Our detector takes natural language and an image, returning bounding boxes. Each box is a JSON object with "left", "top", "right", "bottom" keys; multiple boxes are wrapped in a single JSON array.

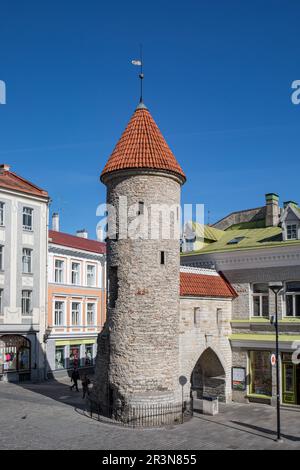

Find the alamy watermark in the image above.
[
  {"left": 96, "top": 198, "right": 205, "bottom": 244},
  {"left": 0, "top": 80, "right": 6, "bottom": 105},
  {"left": 291, "top": 80, "right": 300, "bottom": 105}
]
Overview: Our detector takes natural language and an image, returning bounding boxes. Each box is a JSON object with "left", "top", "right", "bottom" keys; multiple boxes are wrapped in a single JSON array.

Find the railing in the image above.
[{"left": 86, "top": 398, "right": 193, "bottom": 428}]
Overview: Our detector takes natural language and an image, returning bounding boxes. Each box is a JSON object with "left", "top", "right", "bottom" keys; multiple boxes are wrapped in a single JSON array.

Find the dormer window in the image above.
[{"left": 287, "top": 224, "right": 297, "bottom": 240}]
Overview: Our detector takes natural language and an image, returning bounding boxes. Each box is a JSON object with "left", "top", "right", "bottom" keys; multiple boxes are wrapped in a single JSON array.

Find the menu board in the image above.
[{"left": 232, "top": 367, "right": 246, "bottom": 391}]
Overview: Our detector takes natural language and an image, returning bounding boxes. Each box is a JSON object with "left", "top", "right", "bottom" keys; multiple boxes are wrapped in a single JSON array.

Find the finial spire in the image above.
[{"left": 132, "top": 45, "right": 145, "bottom": 106}]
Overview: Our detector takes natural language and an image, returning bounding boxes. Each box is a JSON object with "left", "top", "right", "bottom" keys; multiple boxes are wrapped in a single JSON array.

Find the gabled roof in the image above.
[
  {"left": 180, "top": 266, "right": 237, "bottom": 298},
  {"left": 0, "top": 165, "right": 49, "bottom": 199},
  {"left": 101, "top": 104, "right": 186, "bottom": 183},
  {"left": 49, "top": 230, "right": 106, "bottom": 254},
  {"left": 280, "top": 203, "right": 300, "bottom": 224}
]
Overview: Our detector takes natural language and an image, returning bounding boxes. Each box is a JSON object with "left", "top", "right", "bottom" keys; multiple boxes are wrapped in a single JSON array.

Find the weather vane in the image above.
[{"left": 131, "top": 45, "right": 144, "bottom": 103}]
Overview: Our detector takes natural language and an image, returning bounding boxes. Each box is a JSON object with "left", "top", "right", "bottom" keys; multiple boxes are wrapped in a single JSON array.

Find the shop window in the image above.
[
  {"left": 55, "top": 346, "right": 65, "bottom": 370},
  {"left": 84, "top": 345, "right": 93, "bottom": 366},
  {"left": 286, "top": 282, "right": 300, "bottom": 317},
  {"left": 250, "top": 350, "right": 272, "bottom": 396},
  {"left": 0, "top": 335, "right": 31, "bottom": 372},
  {"left": 252, "top": 283, "right": 269, "bottom": 317},
  {"left": 69, "top": 345, "right": 80, "bottom": 368}
]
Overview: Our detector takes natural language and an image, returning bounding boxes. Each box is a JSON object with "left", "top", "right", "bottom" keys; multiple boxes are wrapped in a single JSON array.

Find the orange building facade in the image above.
[{"left": 46, "top": 228, "right": 106, "bottom": 376}]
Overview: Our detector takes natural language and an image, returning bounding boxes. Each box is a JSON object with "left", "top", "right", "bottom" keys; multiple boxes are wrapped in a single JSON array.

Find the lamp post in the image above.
[{"left": 269, "top": 282, "right": 284, "bottom": 443}]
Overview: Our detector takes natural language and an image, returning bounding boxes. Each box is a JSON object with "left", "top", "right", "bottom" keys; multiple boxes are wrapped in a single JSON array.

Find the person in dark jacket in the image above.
[
  {"left": 70, "top": 368, "right": 80, "bottom": 392},
  {"left": 81, "top": 374, "right": 91, "bottom": 399}
]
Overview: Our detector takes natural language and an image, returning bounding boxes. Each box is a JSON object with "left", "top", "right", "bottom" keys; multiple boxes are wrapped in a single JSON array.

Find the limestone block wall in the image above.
[
  {"left": 94, "top": 171, "right": 182, "bottom": 408},
  {"left": 179, "top": 296, "right": 233, "bottom": 403}
]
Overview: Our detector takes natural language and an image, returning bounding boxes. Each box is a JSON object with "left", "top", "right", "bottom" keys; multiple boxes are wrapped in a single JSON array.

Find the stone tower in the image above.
[{"left": 94, "top": 101, "right": 186, "bottom": 422}]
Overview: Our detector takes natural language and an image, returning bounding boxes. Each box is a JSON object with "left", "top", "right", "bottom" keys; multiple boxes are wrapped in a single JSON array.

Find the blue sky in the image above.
[{"left": 0, "top": 0, "right": 299, "bottom": 238}]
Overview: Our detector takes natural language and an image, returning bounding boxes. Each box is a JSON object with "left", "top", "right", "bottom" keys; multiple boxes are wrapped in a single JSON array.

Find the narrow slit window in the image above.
[
  {"left": 160, "top": 251, "right": 165, "bottom": 265},
  {"left": 138, "top": 201, "right": 144, "bottom": 216}
]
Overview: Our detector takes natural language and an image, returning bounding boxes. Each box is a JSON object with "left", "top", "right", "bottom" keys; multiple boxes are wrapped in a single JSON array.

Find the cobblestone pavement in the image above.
[{"left": 0, "top": 378, "right": 300, "bottom": 450}]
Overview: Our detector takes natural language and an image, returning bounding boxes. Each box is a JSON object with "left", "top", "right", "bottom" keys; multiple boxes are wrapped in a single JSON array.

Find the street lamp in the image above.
[{"left": 269, "top": 282, "right": 284, "bottom": 443}]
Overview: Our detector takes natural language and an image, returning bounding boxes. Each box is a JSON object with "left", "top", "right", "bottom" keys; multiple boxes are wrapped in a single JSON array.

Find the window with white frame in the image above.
[
  {"left": 286, "top": 282, "right": 300, "bottom": 317},
  {"left": 87, "top": 265, "right": 96, "bottom": 286},
  {"left": 287, "top": 224, "right": 298, "bottom": 240},
  {"left": 71, "top": 262, "right": 80, "bottom": 285},
  {"left": 54, "top": 259, "right": 64, "bottom": 283},
  {"left": 252, "top": 283, "right": 269, "bottom": 317},
  {"left": 23, "top": 207, "right": 33, "bottom": 231},
  {"left": 0, "top": 289, "right": 3, "bottom": 315},
  {"left": 0, "top": 245, "right": 3, "bottom": 271},
  {"left": 54, "top": 301, "right": 64, "bottom": 326},
  {"left": 87, "top": 303, "right": 95, "bottom": 326},
  {"left": 22, "top": 248, "right": 32, "bottom": 274},
  {"left": 71, "top": 302, "right": 81, "bottom": 326},
  {"left": 0, "top": 202, "right": 5, "bottom": 226},
  {"left": 22, "top": 290, "right": 32, "bottom": 315}
]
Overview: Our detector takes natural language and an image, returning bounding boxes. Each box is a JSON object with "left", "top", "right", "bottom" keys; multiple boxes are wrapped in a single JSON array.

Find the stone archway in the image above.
[{"left": 191, "top": 348, "right": 226, "bottom": 402}]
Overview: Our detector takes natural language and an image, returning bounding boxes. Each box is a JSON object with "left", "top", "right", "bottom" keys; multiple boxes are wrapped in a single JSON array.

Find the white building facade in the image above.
[{"left": 0, "top": 164, "right": 49, "bottom": 382}]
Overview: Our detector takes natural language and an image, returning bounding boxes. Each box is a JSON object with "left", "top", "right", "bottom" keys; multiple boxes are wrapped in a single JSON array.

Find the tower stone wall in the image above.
[{"left": 94, "top": 170, "right": 183, "bottom": 411}]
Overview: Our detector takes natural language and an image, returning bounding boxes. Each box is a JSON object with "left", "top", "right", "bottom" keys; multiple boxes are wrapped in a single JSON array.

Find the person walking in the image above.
[
  {"left": 81, "top": 374, "right": 91, "bottom": 399},
  {"left": 70, "top": 367, "right": 80, "bottom": 392}
]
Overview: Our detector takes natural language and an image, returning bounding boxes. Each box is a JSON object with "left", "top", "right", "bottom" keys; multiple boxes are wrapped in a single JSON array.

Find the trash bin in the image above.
[{"left": 202, "top": 395, "right": 219, "bottom": 416}]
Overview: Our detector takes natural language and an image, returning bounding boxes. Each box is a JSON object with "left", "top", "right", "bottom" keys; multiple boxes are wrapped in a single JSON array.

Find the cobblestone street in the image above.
[{"left": 1, "top": 378, "right": 300, "bottom": 450}]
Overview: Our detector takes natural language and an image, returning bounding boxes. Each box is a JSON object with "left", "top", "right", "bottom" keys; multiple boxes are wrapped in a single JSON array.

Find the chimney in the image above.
[
  {"left": 52, "top": 213, "right": 60, "bottom": 232},
  {"left": 265, "top": 193, "right": 280, "bottom": 227},
  {"left": 283, "top": 200, "right": 298, "bottom": 209},
  {"left": 76, "top": 229, "right": 88, "bottom": 239},
  {"left": 0, "top": 164, "right": 10, "bottom": 174}
]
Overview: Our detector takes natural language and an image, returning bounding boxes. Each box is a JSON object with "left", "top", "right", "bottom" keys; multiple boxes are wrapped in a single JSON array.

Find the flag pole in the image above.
[{"left": 139, "top": 44, "right": 144, "bottom": 103}]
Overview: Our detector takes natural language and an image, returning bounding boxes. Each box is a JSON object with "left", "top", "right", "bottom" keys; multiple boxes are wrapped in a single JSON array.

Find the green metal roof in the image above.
[
  {"left": 191, "top": 222, "right": 224, "bottom": 242},
  {"left": 182, "top": 225, "right": 300, "bottom": 256}
]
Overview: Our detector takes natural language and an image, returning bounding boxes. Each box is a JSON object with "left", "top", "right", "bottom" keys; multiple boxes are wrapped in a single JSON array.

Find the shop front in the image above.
[
  {"left": 51, "top": 338, "right": 97, "bottom": 376},
  {"left": 0, "top": 335, "right": 31, "bottom": 382},
  {"left": 282, "top": 352, "right": 300, "bottom": 406},
  {"left": 249, "top": 350, "right": 272, "bottom": 399}
]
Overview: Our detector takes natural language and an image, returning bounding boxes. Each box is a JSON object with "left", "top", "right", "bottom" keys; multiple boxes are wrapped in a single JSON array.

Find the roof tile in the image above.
[{"left": 101, "top": 107, "right": 186, "bottom": 181}]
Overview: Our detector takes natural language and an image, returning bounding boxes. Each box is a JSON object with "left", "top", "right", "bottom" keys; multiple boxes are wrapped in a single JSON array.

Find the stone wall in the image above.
[
  {"left": 178, "top": 296, "right": 233, "bottom": 403},
  {"left": 94, "top": 171, "right": 183, "bottom": 409}
]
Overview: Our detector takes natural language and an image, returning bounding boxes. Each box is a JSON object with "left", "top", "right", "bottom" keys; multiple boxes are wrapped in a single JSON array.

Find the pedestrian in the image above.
[
  {"left": 70, "top": 367, "right": 80, "bottom": 392},
  {"left": 82, "top": 374, "right": 91, "bottom": 399}
]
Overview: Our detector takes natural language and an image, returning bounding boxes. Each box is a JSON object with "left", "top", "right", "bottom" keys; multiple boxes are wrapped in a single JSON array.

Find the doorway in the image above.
[{"left": 282, "top": 353, "right": 300, "bottom": 405}]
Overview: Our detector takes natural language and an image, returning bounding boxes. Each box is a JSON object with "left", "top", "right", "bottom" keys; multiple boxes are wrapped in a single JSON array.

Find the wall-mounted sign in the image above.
[
  {"left": 270, "top": 354, "right": 276, "bottom": 366},
  {"left": 232, "top": 367, "right": 246, "bottom": 391}
]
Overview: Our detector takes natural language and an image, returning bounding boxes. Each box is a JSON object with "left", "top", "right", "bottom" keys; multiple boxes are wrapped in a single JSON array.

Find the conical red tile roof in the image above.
[{"left": 101, "top": 104, "right": 186, "bottom": 182}]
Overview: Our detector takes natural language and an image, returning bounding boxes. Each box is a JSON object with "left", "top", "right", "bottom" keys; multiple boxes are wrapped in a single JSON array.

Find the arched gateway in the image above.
[{"left": 191, "top": 348, "right": 226, "bottom": 401}]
